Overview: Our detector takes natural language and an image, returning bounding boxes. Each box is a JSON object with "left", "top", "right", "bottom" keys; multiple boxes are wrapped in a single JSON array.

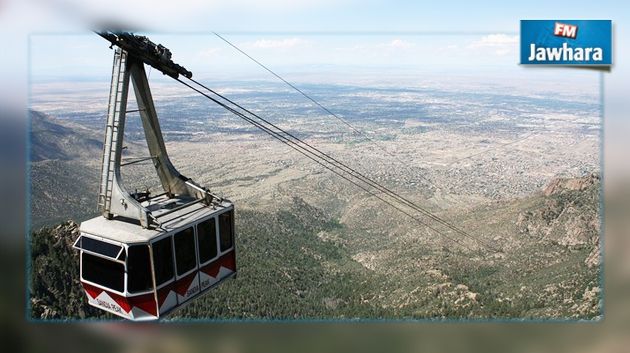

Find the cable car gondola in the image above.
[
  {"left": 73, "top": 32, "right": 236, "bottom": 321},
  {"left": 75, "top": 199, "right": 235, "bottom": 320}
]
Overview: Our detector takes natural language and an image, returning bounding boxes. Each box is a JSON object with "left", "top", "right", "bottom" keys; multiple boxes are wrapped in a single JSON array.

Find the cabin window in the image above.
[
  {"left": 174, "top": 227, "right": 196, "bottom": 276},
  {"left": 82, "top": 253, "right": 124, "bottom": 292},
  {"left": 197, "top": 218, "right": 217, "bottom": 264},
  {"left": 127, "top": 245, "right": 152, "bottom": 293},
  {"left": 219, "top": 211, "right": 233, "bottom": 252},
  {"left": 75, "top": 236, "right": 122, "bottom": 258},
  {"left": 152, "top": 237, "right": 174, "bottom": 286}
]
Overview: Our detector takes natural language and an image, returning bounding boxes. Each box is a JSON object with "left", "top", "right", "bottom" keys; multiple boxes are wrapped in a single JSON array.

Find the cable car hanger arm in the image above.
[{"left": 96, "top": 31, "right": 193, "bottom": 79}]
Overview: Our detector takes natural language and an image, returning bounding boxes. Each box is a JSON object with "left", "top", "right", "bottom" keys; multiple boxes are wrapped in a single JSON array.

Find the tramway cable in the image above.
[
  {"left": 177, "top": 76, "right": 502, "bottom": 253},
  {"left": 175, "top": 77, "right": 479, "bottom": 253},
  {"left": 213, "top": 32, "right": 438, "bottom": 188}
]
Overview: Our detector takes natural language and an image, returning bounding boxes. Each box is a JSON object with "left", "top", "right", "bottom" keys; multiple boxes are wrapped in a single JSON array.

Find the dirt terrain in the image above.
[{"left": 28, "top": 76, "right": 601, "bottom": 319}]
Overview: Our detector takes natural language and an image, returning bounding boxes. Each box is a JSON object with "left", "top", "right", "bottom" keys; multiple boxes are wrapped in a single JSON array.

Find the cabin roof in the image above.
[{"left": 80, "top": 196, "right": 233, "bottom": 244}]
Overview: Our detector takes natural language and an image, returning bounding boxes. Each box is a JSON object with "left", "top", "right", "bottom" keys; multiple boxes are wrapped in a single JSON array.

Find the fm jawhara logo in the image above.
[{"left": 520, "top": 20, "right": 612, "bottom": 66}]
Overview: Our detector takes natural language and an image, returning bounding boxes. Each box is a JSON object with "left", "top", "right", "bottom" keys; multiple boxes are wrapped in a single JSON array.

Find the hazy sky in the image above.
[
  {"left": 21, "top": 0, "right": 626, "bottom": 85},
  {"left": 30, "top": 33, "right": 526, "bottom": 79},
  {"left": 3, "top": 1, "right": 628, "bottom": 124},
  {"left": 11, "top": 0, "right": 626, "bottom": 33}
]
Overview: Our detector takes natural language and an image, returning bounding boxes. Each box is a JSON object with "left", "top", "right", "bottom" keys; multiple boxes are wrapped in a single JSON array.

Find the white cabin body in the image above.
[{"left": 75, "top": 196, "right": 236, "bottom": 321}]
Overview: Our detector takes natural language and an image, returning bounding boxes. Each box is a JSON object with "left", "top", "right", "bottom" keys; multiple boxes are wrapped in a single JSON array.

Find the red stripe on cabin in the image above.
[
  {"left": 107, "top": 291, "right": 133, "bottom": 313},
  {"left": 127, "top": 293, "right": 157, "bottom": 316},
  {"left": 82, "top": 282, "right": 129, "bottom": 312},
  {"left": 82, "top": 282, "right": 103, "bottom": 299},
  {"left": 200, "top": 251, "right": 236, "bottom": 278},
  {"left": 82, "top": 282, "right": 135, "bottom": 314},
  {"left": 200, "top": 260, "right": 221, "bottom": 278},
  {"left": 81, "top": 282, "right": 103, "bottom": 299},
  {"left": 157, "top": 283, "right": 175, "bottom": 308},
  {"left": 222, "top": 251, "right": 236, "bottom": 271},
  {"left": 174, "top": 272, "right": 197, "bottom": 296}
]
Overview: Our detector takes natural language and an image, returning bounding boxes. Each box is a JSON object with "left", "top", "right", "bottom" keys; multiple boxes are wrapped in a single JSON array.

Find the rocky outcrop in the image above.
[
  {"left": 516, "top": 173, "right": 600, "bottom": 248},
  {"left": 543, "top": 173, "right": 599, "bottom": 197}
]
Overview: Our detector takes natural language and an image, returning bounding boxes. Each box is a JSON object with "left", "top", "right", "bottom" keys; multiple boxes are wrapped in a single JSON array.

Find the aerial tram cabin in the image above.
[
  {"left": 73, "top": 32, "right": 236, "bottom": 321},
  {"left": 75, "top": 198, "right": 235, "bottom": 320}
]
